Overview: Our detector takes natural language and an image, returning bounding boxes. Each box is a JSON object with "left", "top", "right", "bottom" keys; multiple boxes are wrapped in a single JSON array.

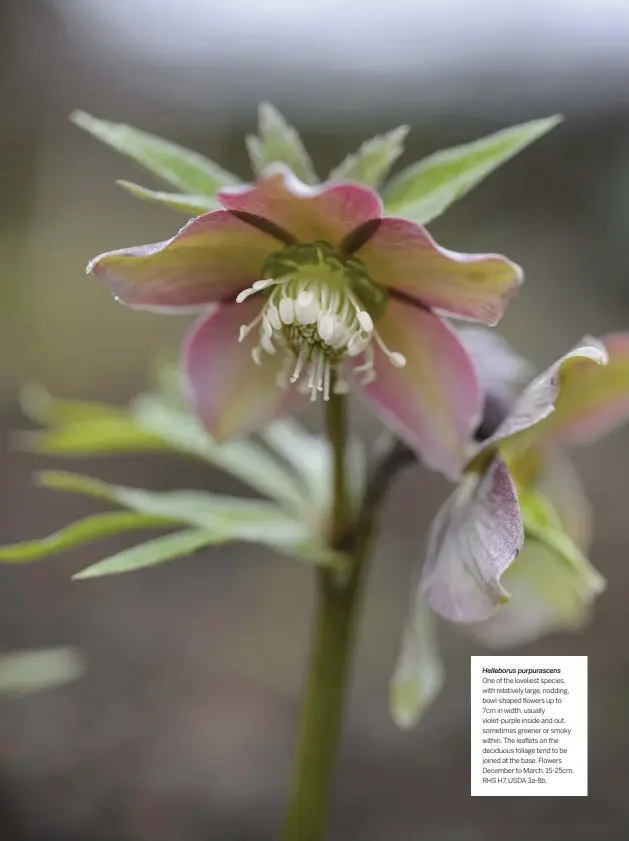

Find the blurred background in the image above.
[{"left": 2, "top": 0, "right": 629, "bottom": 838}]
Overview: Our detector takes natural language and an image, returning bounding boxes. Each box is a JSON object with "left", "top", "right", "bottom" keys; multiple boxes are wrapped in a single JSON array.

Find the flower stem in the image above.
[
  {"left": 281, "top": 391, "right": 360, "bottom": 841},
  {"left": 281, "top": 405, "right": 416, "bottom": 841}
]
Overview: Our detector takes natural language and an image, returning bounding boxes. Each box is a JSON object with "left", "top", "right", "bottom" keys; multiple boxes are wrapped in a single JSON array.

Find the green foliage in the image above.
[
  {"left": 116, "top": 181, "right": 219, "bottom": 216},
  {"left": 71, "top": 110, "right": 239, "bottom": 196},
  {"left": 383, "top": 115, "right": 562, "bottom": 224},
  {"left": 130, "top": 395, "right": 310, "bottom": 515},
  {"left": 6, "top": 370, "right": 356, "bottom": 578},
  {"left": 0, "top": 468, "right": 344, "bottom": 576},
  {"left": 73, "top": 528, "right": 226, "bottom": 579},
  {"left": 16, "top": 416, "right": 168, "bottom": 456},
  {"left": 37, "top": 471, "right": 304, "bottom": 540},
  {"left": 246, "top": 103, "right": 318, "bottom": 184},
  {"left": 329, "top": 126, "right": 409, "bottom": 188},
  {"left": 0, "top": 511, "right": 173, "bottom": 562},
  {"left": 0, "top": 648, "right": 84, "bottom": 696}
]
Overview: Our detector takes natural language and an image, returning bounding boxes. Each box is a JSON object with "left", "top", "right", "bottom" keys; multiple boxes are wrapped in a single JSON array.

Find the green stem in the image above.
[
  {"left": 281, "top": 391, "right": 359, "bottom": 841},
  {"left": 281, "top": 403, "right": 415, "bottom": 841},
  {"left": 281, "top": 560, "right": 367, "bottom": 841}
]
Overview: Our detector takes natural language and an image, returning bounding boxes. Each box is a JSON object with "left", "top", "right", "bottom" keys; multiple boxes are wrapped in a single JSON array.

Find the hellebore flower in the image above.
[
  {"left": 88, "top": 166, "right": 522, "bottom": 477},
  {"left": 420, "top": 330, "right": 629, "bottom": 627},
  {"left": 392, "top": 331, "right": 629, "bottom": 726}
]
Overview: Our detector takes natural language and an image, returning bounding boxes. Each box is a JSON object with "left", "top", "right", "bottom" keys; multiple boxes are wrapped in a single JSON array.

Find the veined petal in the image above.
[
  {"left": 542, "top": 332, "right": 629, "bottom": 446},
  {"left": 183, "top": 300, "right": 304, "bottom": 440},
  {"left": 88, "top": 211, "right": 281, "bottom": 311},
  {"left": 466, "top": 537, "right": 605, "bottom": 649},
  {"left": 357, "top": 301, "right": 481, "bottom": 479},
  {"left": 421, "top": 456, "right": 524, "bottom": 623},
  {"left": 477, "top": 337, "right": 608, "bottom": 463},
  {"left": 354, "top": 217, "right": 522, "bottom": 325},
  {"left": 217, "top": 165, "right": 383, "bottom": 247}
]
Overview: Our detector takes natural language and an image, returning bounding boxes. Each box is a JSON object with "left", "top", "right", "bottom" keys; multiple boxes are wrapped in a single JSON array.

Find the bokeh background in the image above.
[{"left": 2, "top": 0, "right": 629, "bottom": 838}]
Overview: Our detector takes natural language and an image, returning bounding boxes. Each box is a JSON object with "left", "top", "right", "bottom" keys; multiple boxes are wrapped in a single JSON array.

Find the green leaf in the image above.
[
  {"left": 391, "top": 592, "right": 444, "bottom": 729},
  {"left": 328, "top": 125, "right": 409, "bottom": 188},
  {"left": 131, "top": 395, "right": 310, "bottom": 514},
  {"left": 20, "top": 384, "right": 125, "bottom": 427},
  {"left": 261, "top": 418, "right": 366, "bottom": 517},
  {"left": 261, "top": 418, "right": 331, "bottom": 508},
  {"left": 0, "top": 511, "right": 173, "bottom": 563},
  {"left": 38, "top": 471, "right": 343, "bottom": 569},
  {"left": 71, "top": 110, "right": 239, "bottom": 196},
  {"left": 117, "top": 180, "right": 219, "bottom": 216},
  {"left": 383, "top": 115, "right": 563, "bottom": 224},
  {"left": 246, "top": 102, "right": 318, "bottom": 184},
  {"left": 37, "top": 471, "right": 321, "bottom": 550},
  {"left": 16, "top": 416, "right": 169, "bottom": 456},
  {"left": 0, "top": 648, "right": 85, "bottom": 696},
  {"left": 73, "top": 529, "right": 223, "bottom": 579}
]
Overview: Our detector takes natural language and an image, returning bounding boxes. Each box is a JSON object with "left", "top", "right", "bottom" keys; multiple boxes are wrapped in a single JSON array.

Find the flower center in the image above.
[{"left": 236, "top": 241, "right": 405, "bottom": 401}]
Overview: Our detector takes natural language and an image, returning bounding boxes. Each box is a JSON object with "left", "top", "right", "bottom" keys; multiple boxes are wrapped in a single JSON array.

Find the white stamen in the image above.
[
  {"left": 237, "top": 276, "right": 290, "bottom": 305},
  {"left": 323, "top": 363, "right": 332, "bottom": 401},
  {"left": 276, "top": 355, "right": 293, "bottom": 389},
  {"left": 253, "top": 279, "right": 272, "bottom": 291},
  {"left": 237, "top": 265, "right": 405, "bottom": 401},
  {"left": 348, "top": 333, "right": 369, "bottom": 356},
  {"left": 267, "top": 305, "right": 281, "bottom": 331},
  {"left": 307, "top": 349, "right": 319, "bottom": 389},
  {"left": 295, "top": 290, "right": 319, "bottom": 325},
  {"left": 297, "top": 290, "right": 314, "bottom": 306},
  {"left": 318, "top": 313, "right": 335, "bottom": 343},
  {"left": 238, "top": 309, "right": 264, "bottom": 342},
  {"left": 330, "top": 323, "right": 351, "bottom": 350},
  {"left": 261, "top": 334, "right": 276, "bottom": 355},
  {"left": 353, "top": 345, "right": 375, "bottom": 376},
  {"left": 357, "top": 310, "right": 374, "bottom": 333},
  {"left": 279, "top": 298, "right": 295, "bottom": 325},
  {"left": 373, "top": 329, "right": 407, "bottom": 368},
  {"left": 290, "top": 347, "right": 308, "bottom": 383},
  {"left": 236, "top": 287, "right": 257, "bottom": 304}
]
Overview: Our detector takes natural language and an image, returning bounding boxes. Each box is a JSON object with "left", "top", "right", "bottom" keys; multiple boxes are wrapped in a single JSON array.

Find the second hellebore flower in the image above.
[
  {"left": 420, "top": 330, "right": 629, "bottom": 626},
  {"left": 88, "top": 167, "right": 521, "bottom": 477}
]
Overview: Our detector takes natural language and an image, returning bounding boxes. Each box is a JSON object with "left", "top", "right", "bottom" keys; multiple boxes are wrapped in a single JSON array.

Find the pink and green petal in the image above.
[
  {"left": 183, "top": 300, "right": 304, "bottom": 441},
  {"left": 465, "top": 537, "right": 604, "bottom": 648},
  {"left": 478, "top": 337, "right": 608, "bottom": 463},
  {"left": 542, "top": 332, "right": 629, "bottom": 446},
  {"left": 88, "top": 211, "right": 281, "bottom": 311},
  {"left": 357, "top": 300, "right": 481, "bottom": 479},
  {"left": 534, "top": 451, "right": 592, "bottom": 551},
  {"left": 353, "top": 218, "right": 523, "bottom": 325},
  {"left": 216, "top": 165, "right": 383, "bottom": 247},
  {"left": 420, "top": 455, "right": 524, "bottom": 623}
]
